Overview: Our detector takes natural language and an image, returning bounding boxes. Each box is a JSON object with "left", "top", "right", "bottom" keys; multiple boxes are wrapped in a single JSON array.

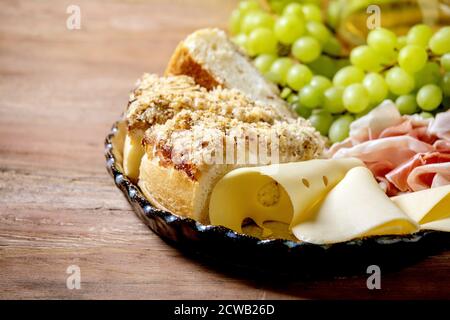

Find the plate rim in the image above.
[{"left": 104, "top": 119, "right": 445, "bottom": 253}]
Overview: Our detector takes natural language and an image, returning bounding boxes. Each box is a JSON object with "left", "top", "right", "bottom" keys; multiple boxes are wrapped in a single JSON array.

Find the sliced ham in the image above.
[
  {"left": 326, "top": 137, "right": 353, "bottom": 157},
  {"left": 428, "top": 111, "right": 450, "bottom": 141},
  {"left": 434, "top": 140, "right": 450, "bottom": 153},
  {"left": 379, "top": 120, "right": 437, "bottom": 145},
  {"left": 327, "top": 103, "right": 450, "bottom": 195},
  {"left": 348, "top": 100, "right": 402, "bottom": 143},
  {"left": 332, "top": 136, "right": 434, "bottom": 167},
  {"left": 407, "top": 162, "right": 450, "bottom": 191},
  {"left": 386, "top": 152, "right": 450, "bottom": 192}
]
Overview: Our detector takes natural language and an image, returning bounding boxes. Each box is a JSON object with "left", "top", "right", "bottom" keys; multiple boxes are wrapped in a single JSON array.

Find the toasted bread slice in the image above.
[
  {"left": 165, "top": 28, "right": 296, "bottom": 120},
  {"left": 139, "top": 108, "right": 324, "bottom": 223},
  {"left": 123, "top": 73, "right": 291, "bottom": 181}
]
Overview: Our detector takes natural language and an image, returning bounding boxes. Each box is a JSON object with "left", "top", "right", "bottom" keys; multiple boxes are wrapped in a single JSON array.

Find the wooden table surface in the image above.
[{"left": 1, "top": 0, "right": 449, "bottom": 300}]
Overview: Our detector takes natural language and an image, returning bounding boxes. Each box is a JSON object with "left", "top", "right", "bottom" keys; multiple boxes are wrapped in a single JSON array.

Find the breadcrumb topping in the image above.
[
  {"left": 126, "top": 73, "right": 325, "bottom": 180},
  {"left": 126, "top": 73, "right": 290, "bottom": 131}
]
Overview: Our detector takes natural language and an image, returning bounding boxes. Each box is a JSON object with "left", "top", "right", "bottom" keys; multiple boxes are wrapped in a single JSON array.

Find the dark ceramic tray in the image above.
[{"left": 105, "top": 120, "right": 450, "bottom": 277}]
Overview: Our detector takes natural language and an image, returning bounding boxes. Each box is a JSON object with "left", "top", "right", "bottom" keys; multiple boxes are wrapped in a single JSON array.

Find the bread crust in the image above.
[
  {"left": 165, "top": 43, "right": 220, "bottom": 90},
  {"left": 138, "top": 155, "right": 201, "bottom": 221}
]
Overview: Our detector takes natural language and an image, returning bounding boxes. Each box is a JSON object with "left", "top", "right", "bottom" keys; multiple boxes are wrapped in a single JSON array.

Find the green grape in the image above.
[
  {"left": 323, "top": 86, "right": 345, "bottom": 114},
  {"left": 229, "top": 9, "right": 242, "bottom": 35},
  {"left": 397, "top": 36, "right": 407, "bottom": 49},
  {"left": 247, "top": 28, "right": 277, "bottom": 55},
  {"left": 323, "top": 37, "right": 342, "bottom": 56},
  {"left": 274, "top": 15, "right": 305, "bottom": 45},
  {"left": 407, "top": 24, "right": 433, "bottom": 48},
  {"left": 441, "top": 73, "right": 450, "bottom": 96},
  {"left": 265, "top": 71, "right": 279, "bottom": 83},
  {"left": 283, "top": 3, "right": 304, "bottom": 19},
  {"left": 398, "top": 45, "right": 427, "bottom": 73},
  {"left": 343, "top": 84, "right": 370, "bottom": 113},
  {"left": 395, "top": 95, "right": 418, "bottom": 115},
  {"left": 241, "top": 12, "right": 274, "bottom": 34},
  {"left": 291, "top": 36, "right": 321, "bottom": 63},
  {"left": 287, "top": 92, "right": 298, "bottom": 104},
  {"left": 336, "top": 59, "right": 350, "bottom": 70},
  {"left": 238, "top": 0, "right": 260, "bottom": 13},
  {"left": 350, "top": 45, "right": 381, "bottom": 72},
  {"left": 415, "top": 62, "right": 441, "bottom": 88},
  {"left": 280, "top": 87, "right": 292, "bottom": 99},
  {"left": 363, "top": 73, "right": 388, "bottom": 105},
  {"left": 429, "top": 26, "right": 450, "bottom": 55},
  {"left": 307, "top": 55, "right": 336, "bottom": 79},
  {"left": 294, "top": 102, "right": 312, "bottom": 118},
  {"left": 329, "top": 114, "right": 354, "bottom": 143},
  {"left": 379, "top": 48, "right": 398, "bottom": 66},
  {"left": 299, "top": 85, "right": 322, "bottom": 109},
  {"left": 310, "top": 75, "right": 332, "bottom": 93},
  {"left": 385, "top": 67, "right": 415, "bottom": 95},
  {"left": 416, "top": 84, "right": 443, "bottom": 111},
  {"left": 286, "top": 64, "right": 313, "bottom": 91},
  {"left": 232, "top": 34, "right": 248, "bottom": 51},
  {"left": 305, "top": 21, "right": 331, "bottom": 44},
  {"left": 326, "top": 0, "right": 340, "bottom": 29},
  {"left": 302, "top": 4, "right": 322, "bottom": 22},
  {"left": 309, "top": 110, "right": 333, "bottom": 136},
  {"left": 420, "top": 112, "right": 434, "bottom": 119},
  {"left": 386, "top": 91, "right": 398, "bottom": 102},
  {"left": 441, "top": 54, "right": 450, "bottom": 72},
  {"left": 253, "top": 54, "right": 277, "bottom": 74},
  {"left": 269, "top": 57, "right": 294, "bottom": 85},
  {"left": 333, "top": 66, "right": 364, "bottom": 87},
  {"left": 268, "top": 0, "right": 289, "bottom": 14},
  {"left": 367, "top": 28, "right": 397, "bottom": 54}
]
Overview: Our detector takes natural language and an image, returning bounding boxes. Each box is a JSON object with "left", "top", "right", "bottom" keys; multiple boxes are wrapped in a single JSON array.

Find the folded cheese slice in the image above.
[
  {"left": 292, "top": 167, "right": 418, "bottom": 244},
  {"left": 123, "top": 133, "right": 145, "bottom": 182},
  {"left": 392, "top": 185, "right": 450, "bottom": 232},
  {"left": 209, "top": 159, "right": 419, "bottom": 244},
  {"left": 209, "top": 158, "right": 364, "bottom": 234}
]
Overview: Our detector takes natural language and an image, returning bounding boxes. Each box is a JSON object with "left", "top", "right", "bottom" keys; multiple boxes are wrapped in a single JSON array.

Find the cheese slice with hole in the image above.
[
  {"left": 292, "top": 167, "right": 419, "bottom": 244},
  {"left": 123, "top": 133, "right": 145, "bottom": 182},
  {"left": 209, "top": 158, "right": 364, "bottom": 234},
  {"left": 392, "top": 185, "right": 450, "bottom": 232}
]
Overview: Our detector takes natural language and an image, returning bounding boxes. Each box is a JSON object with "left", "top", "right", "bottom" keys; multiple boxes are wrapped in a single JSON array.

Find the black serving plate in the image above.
[{"left": 105, "top": 119, "right": 450, "bottom": 278}]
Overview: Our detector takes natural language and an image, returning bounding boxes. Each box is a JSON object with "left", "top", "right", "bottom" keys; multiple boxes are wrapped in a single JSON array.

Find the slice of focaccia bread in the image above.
[
  {"left": 165, "top": 28, "right": 295, "bottom": 119},
  {"left": 123, "top": 73, "right": 291, "bottom": 181},
  {"left": 139, "top": 107, "right": 325, "bottom": 224}
]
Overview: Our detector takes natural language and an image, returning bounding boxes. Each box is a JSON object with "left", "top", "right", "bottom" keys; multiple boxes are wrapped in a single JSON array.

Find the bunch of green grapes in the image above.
[{"left": 229, "top": 1, "right": 450, "bottom": 143}]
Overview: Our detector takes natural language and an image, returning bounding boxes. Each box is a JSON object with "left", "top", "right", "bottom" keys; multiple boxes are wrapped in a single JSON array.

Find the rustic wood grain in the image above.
[{"left": 0, "top": 0, "right": 449, "bottom": 300}]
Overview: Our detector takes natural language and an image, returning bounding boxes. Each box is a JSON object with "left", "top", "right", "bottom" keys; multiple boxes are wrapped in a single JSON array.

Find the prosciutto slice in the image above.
[
  {"left": 429, "top": 111, "right": 450, "bottom": 141},
  {"left": 329, "top": 103, "right": 450, "bottom": 195},
  {"left": 408, "top": 162, "right": 450, "bottom": 191},
  {"left": 386, "top": 152, "right": 450, "bottom": 192},
  {"left": 332, "top": 136, "right": 434, "bottom": 166},
  {"left": 348, "top": 100, "right": 402, "bottom": 143}
]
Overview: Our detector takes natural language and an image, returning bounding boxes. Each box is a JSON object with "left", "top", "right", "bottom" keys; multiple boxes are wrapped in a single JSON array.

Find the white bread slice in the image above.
[
  {"left": 123, "top": 73, "right": 294, "bottom": 183},
  {"left": 165, "top": 28, "right": 296, "bottom": 120},
  {"left": 138, "top": 108, "right": 324, "bottom": 224}
]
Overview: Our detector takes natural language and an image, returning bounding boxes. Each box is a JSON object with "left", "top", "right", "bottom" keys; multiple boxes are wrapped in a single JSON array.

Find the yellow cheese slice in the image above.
[
  {"left": 292, "top": 167, "right": 419, "bottom": 244},
  {"left": 209, "top": 170, "right": 293, "bottom": 233},
  {"left": 392, "top": 185, "right": 450, "bottom": 231},
  {"left": 123, "top": 133, "right": 145, "bottom": 182},
  {"left": 209, "top": 158, "right": 364, "bottom": 233}
]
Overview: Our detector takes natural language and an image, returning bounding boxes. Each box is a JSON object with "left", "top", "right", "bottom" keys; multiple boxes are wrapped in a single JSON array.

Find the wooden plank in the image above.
[{"left": 0, "top": 0, "right": 449, "bottom": 299}]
